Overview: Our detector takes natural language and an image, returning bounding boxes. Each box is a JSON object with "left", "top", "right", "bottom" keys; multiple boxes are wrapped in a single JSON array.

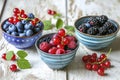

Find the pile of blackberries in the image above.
[{"left": 78, "top": 15, "right": 117, "bottom": 35}]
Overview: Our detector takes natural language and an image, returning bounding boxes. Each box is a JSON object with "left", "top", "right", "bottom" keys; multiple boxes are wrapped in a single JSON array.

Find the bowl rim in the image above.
[
  {"left": 35, "top": 33, "right": 79, "bottom": 56},
  {"left": 74, "top": 16, "right": 120, "bottom": 38},
  {"left": 0, "top": 18, "right": 44, "bottom": 38}
]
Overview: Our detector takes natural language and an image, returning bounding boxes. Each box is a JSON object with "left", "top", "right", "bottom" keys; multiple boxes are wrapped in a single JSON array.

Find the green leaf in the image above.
[
  {"left": 64, "top": 26, "right": 75, "bottom": 32},
  {"left": 17, "top": 50, "right": 27, "bottom": 58},
  {"left": 17, "top": 59, "right": 31, "bottom": 69},
  {"left": 56, "top": 18, "right": 63, "bottom": 29},
  {"left": 6, "top": 51, "right": 14, "bottom": 60},
  {"left": 53, "top": 13, "right": 62, "bottom": 19},
  {"left": 43, "top": 20, "right": 52, "bottom": 30}
]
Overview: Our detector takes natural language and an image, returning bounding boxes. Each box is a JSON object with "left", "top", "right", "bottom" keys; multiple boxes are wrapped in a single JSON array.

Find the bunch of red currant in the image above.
[
  {"left": 47, "top": 9, "right": 56, "bottom": 15},
  {"left": 82, "top": 52, "right": 111, "bottom": 76},
  {"left": 8, "top": 8, "right": 40, "bottom": 26},
  {"left": 2, "top": 53, "right": 17, "bottom": 72}
]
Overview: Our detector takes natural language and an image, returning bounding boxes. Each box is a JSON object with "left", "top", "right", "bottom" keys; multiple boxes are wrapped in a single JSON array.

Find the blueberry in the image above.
[
  {"left": 3, "top": 24, "right": 9, "bottom": 31},
  {"left": 19, "top": 33, "right": 26, "bottom": 37},
  {"left": 34, "top": 27, "right": 40, "bottom": 33},
  {"left": 16, "top": 22, "right": 23, "bottom": 30},
  {"left": 9, "top": 24, "right": 17, "bottom": 32},
  {"left": 6, "top": 31, "right": 11, "bottom": 34},
  {"left": 36, "top": 22, "right": 43, "bottom": 27},
  {"left": 5, "top": 21, "right": 11, "bottom": 25},
  {"left": 21, "top": 20, "right": 28, "bottom": 24},
  {"left": 11, "top": 32, "right": 18, "bottom": 36},
  {"left": 28, "top": 13, "right": 34, "bottom": 19},
  {"left": 26, "top": 29, "right": 33, "bottom": 36},
  {"left": 24, "top": 23, "right": 33, "bottom": 30},
  {"left": 18, "top": 29, "right": 24, "bottom": 33}
]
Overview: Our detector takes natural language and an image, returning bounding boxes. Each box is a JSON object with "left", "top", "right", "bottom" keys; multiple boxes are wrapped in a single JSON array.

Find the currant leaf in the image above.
[
  {"left": 17, "top": 58, "right": 31, "bottom": 69},
  {"left": 6, "top": 51, "right": 14, "bottom": 60},
  {"left": 56, "top": 18, "right": 63, "bottom": 29},
  {"left": 43, "top": 20, "right": 52, "bottom": 30},
  {"left": 17, "top": 50, "right": 27, "bottom": 58}
]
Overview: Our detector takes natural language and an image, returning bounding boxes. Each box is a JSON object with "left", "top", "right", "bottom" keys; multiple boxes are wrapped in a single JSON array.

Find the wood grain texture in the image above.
[{"left": 0, "top": 0, "right": 120, "bottom": 80}]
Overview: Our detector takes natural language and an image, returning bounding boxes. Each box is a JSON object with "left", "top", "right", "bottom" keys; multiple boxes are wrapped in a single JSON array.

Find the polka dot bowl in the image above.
[
  {"left": 74, "top": 16, "right": 119, "bottom": 50},
  {"left": 1, "top": 19, "right": 44, "bottom": 49}
]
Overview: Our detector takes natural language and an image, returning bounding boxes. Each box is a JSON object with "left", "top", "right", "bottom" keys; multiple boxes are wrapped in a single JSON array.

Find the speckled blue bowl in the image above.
[
  {"left": 35, "top": 33, "right": 79, "bottom": 69},
  {"left": 75, "top": 16, "right": 119, "bottom": 50},
  {"left": 1, "top": 19, "right": 44, "bottom": 49}
]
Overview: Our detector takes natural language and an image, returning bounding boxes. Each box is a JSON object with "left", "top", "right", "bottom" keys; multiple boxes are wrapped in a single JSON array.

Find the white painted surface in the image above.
[{"left": 0, "top": 0, "right": 120, "bottom": 80}]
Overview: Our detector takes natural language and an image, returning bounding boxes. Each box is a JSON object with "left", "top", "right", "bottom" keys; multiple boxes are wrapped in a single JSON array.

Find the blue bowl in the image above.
[
  {"left": 1, "top": 19, "right": 44, "bottom": 49},
  {"left": 35, "top": 33, "right": 79, "bottom": 69},
  {"left": 74, "top": 16, "right": 119, "bottom": 50}
]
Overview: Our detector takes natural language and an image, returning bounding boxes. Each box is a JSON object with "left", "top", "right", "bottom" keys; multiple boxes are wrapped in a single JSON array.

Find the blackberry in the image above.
[
  {"left": 103, "top": 21, "right": 113, "bottom": 29},
  {"left": 96, "top": 15, "right": 108, "bottom": 26},
  {"left": 78, "top": 23, "right": 88, "bottom": 33},
  {"left": 99, "top": 26, "right": 107, "bottom": 35},
  {"left": 87, "top": 27, "right": 99, "bottom": 35},
  {"left": 87, "top": 17, "right": 99, "bottom": 26}
]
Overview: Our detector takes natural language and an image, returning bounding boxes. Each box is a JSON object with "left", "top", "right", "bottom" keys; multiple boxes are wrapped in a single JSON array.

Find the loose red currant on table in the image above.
[
  {"left": 51, "top": 11, "right": 56, "bottom": 15},
  {"left": 10, "top": 64, "right": 17, "bottom": 72},
  {"left": 11, "top": 54, "right": 16, "bottom": 61},
  {"left": 105, "top": 61, "right": 111, "bottom": 68},
  {"left": 85, "top": 63, "right": 92, "bottom": 70},
  {"left": 82, "top": 55, "right": 89, "bottom": 63},
  {"left": 100, "top": 54, "right": 106, "bottom": 59},
  {"left": 58, "top": 29, "right": 66, "bottom": 37},
  {"left": 92, "top": 64, "right": 99, "bottom": 71},
  {"left": 2, "top": 53, "right": 6, "bottom": 60},
  {"left": 97, "top": 67, "right": 105, "bottom": 76},
  {"left": 47, "top": 9, "right": 52, "bottom": 15}
]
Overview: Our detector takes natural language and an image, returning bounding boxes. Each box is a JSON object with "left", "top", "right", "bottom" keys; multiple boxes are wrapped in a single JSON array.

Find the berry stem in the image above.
[{"left": 93, "top": 48, "right": 112, "bottom": 64}]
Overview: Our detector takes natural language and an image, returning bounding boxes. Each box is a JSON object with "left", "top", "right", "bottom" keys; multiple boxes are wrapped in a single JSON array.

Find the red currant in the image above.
[
  {"left": 82, "top": 55, "right": 89, "bottom": 63},
  {"left": 11, "top": 54, "right": 16, "bottom": 61},
  {"left": 105, "top": 61, "right": 111, "bottom": 68},
  {"left": 48, "top": 47, "right": 57, "bottom": 54},
  {"left": 100, "top": 54, "right": 106, "bottom": 59},
  {"left": 92, "top": 53, "right": 97, "bottom": 58},
  {"left": 57, "top": 44, "right": 64, "bottom": 49},
  {"left": 8, "top": 17, "right": 14, "bottom": 23},
  {"left": 34, "top": 18, "right": 39, "bottom": 23},
  {"left": 97, "top": 58, "right": 102, "bottom": 62},
  {"left": 52, "top": 34, "right": 61, "bottom": 40},
  {"left": 89, "top": 57, "right": 96, "bottom": 63},
  {"left": 52, "top": 37, "right": 61, "bottom": 45},
  {"left": 2, "top": 53, "right": 6, "bottom": 60},
  {"left": 30, "top": 20, "right": 36, "bottom": 26},
  {"left": 58, "top": 29, "right": 66, "bottom": 37},
  {"left": 47, "top": 9, "right": 52, "bottom": 15},
  {"left": 51, "top": 11, "right": 56, "bottom": 15},
  {"left": 97, "top": 67, "right": 105, "bottom": 76},
  {"left": 85, "top": 63, "right": 92, "bottom": 70},
  {"left": 13, "top": 8, "right": 20, "bottom": 13},
  {"left": 20, "top": 9, "right": 25, "bottom": 15},
  {"left": 21, "top": 14, "right": 28, "bottom": 18},
  {"left": 100, "top": 63, "right": 107, "bottom": 69},
  {"left": 13, "top": 18, "right": 20, "bottom": 24},
  {"left": 92, "top": 64, "right": 99, "bottom": 71},
  {"left": 10, "top": 64, "right": 17, "bottom": 72},
  {"left": 62, "top": 37, "right": 69, "bottom": 45},
  {"left": 56, "top": 48, "right": 65, "bottom": 54}
]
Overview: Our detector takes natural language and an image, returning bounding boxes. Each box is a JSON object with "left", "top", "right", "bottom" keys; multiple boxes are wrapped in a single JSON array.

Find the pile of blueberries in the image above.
[
  {"left": 2, "top": 8, "right": 43, "bottom": 37},
  {"left": 78, "top": 15, "right": 117, "bottom": 35}
]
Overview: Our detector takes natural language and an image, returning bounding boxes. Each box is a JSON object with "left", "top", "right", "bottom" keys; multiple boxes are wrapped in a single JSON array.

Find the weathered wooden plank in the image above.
[{"left": 0, "top": 0, "right": 67, "bottom": 80}]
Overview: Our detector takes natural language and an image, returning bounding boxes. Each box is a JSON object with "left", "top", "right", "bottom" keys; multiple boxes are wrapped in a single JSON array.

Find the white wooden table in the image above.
[{"left": 0, "top": 0, "right": 120, "bottom": 80}]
